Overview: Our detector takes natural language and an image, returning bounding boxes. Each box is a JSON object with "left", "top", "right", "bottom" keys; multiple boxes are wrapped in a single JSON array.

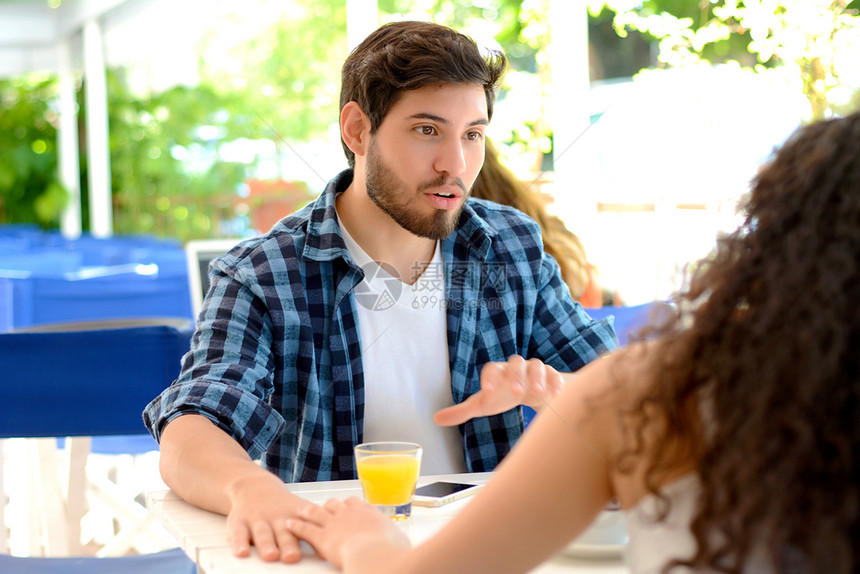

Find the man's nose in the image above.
[{"left": 433, "top": 137, "right": 467, "bottom": 177}]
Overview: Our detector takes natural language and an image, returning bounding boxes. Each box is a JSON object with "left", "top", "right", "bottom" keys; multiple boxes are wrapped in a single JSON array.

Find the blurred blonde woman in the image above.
[{"left": 470, "top": 140, "right": 604, "bottom": 307}]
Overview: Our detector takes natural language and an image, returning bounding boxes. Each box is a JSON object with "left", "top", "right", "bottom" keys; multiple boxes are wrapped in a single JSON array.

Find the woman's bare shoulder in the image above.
[{"left": 566, "top": 341, "right": 697, "bottom": 509}]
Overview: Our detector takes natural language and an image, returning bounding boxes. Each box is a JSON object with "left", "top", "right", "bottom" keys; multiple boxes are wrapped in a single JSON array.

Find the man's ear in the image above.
[{"left": 341, "top": 102, "right": 370, "bottom": 158}]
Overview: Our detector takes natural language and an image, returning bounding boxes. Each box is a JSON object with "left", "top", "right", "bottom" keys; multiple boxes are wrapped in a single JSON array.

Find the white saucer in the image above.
[
  {"left": 561, "top": 508, "right": 628, "bottom": 559},
  {"left": 562, "top": 541, "right": 626, "bottom": 559}
]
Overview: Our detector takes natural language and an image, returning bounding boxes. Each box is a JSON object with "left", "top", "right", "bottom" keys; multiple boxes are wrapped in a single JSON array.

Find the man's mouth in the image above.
[
  {"left": 420, "top": 177, "right": 466, "bottom": 198},
  {"left": 424, "top": 186, "right": 463, "bottom": 211}
]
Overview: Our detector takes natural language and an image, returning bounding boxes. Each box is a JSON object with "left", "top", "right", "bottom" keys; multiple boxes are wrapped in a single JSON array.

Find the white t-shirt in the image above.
[{"left": 337, "top": 214, "right": 467, "bottom": 475}]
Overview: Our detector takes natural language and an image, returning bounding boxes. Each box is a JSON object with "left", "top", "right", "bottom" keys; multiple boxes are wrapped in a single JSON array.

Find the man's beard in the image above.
[{"left": 365, "top": 140, "right": 467, "bottom": 240}]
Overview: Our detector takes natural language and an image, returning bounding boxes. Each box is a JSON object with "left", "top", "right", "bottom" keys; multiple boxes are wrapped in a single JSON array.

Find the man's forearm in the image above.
[{"left": 158, "top": 413, "right": 288, "bottom": 515}]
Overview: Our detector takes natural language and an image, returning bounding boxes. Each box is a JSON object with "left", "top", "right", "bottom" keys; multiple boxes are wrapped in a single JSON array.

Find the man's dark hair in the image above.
[{"left": 340, "top": 20, "right": 507, "bottom": 168}]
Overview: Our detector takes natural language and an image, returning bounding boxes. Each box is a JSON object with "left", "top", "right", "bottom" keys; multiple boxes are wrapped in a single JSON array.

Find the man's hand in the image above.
[
  {"left": 286, "top": 497, "right": 410, "bottom": 570},
  {"left": 434, "top": 355, "right": 564, "bottom": 427},
  {"left": 224, "top": 471, "right": 315, "bottom": 563},
  {"left": 159, "top": 414, "right": 314, "bottom": 564}
]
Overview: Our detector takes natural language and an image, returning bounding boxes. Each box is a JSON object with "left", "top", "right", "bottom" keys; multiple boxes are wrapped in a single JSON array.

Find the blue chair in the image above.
[
  {"left": 0, "top": 318, "right": 193, "bottom": 557},
  {"left": 522, "top": 301, "right": 673, "bottom": 426},
  {"left": 0, "top": 318, "right": 192, "bottom": 437},
  {"left": 0, "top": 277, "right": 12, "bottom": 332},
  {"left": 0, "top": 233, "right": 194, "bottom": 330},
  {"left": 0, "top": 547, "right": 195, "bottom": 573},
  {"left": 581, "top": 300, "right": 673, "bottom": 346},
  {"left": 3, "top": 267, "right": 193, "bottom": 329}
]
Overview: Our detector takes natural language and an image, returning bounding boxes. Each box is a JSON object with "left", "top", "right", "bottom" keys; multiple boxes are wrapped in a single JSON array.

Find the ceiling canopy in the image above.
[{"left": 0, "top": 0, "right": 140, "bottom": 78}]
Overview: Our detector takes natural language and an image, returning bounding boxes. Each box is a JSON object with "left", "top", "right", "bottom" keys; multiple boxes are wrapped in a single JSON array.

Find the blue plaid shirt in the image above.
[{"left": 144, "top": 169, "right": 617, "bottom": 482}]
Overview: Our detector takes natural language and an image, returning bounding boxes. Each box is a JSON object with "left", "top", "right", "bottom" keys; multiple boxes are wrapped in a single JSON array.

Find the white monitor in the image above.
[{"left": 184, "top": 239, "right": 241, "bottom": 317}]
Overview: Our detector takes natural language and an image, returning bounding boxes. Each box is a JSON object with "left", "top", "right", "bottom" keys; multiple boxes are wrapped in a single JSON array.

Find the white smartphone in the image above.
[{"left": 412, "top": 481, "right": 483, "bottom": 507}]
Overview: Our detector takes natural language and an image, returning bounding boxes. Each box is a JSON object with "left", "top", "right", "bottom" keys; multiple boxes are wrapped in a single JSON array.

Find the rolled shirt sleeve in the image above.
[{"left": 143, "top": 250, "right": 286, "bottom": 460}]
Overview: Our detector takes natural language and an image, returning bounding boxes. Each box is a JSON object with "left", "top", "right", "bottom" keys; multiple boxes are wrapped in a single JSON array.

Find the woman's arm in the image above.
[{"left": 289, "top": 350, "right": 644, "bottom": 573}]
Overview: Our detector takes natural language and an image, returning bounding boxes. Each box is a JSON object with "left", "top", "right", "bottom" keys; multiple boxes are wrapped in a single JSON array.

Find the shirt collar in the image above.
[
  {"left": 446, "top": 200, "right": 495, "bottom": 261},
  {"left": 302, "top": 169, "right": 353, "bottom": 262}
]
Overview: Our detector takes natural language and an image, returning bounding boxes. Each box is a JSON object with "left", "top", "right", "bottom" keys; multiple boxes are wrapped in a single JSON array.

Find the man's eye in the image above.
[
  {"left": 465, "top": 131, "right": 484, "bottom": 141},
  {"left": 418, "top": 126, "right": 437, "bottom": 136}
]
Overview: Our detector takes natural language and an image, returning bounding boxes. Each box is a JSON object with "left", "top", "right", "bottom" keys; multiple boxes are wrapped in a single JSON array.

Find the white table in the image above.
[{"left": 146, "top": 473, "right": 629, "bottom": 573}]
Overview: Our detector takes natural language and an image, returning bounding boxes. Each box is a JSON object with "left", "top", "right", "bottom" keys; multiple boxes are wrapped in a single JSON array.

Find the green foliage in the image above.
[
  {"left": 4, "top": 0, "right": 578, "bottom": 237},
  {"left": 0, "top": 76, "right": 68, "bottom": 227},
  {"left": 380, "top": 0, "right": 538, "bottom": 72},
  {"left": 203, "top": 0, "right": 346, "bottom": 148},
  {"left": 602, "top": 0, "right": 754, "bottom": 67},
  {"left": 99, "top": 0, "right": 349, "bottom": 241},
  {"left": 379, "top": 0, "right": 555, "bottom": 171},
  {"left": 103, "top": 70, "right": 257, "bottom": 241},
  {"left": 4, "top": 1, "right": 350, "bottom": 240},
  {"left": 600, "top": 0, "right": 860, "bottom": 119}
]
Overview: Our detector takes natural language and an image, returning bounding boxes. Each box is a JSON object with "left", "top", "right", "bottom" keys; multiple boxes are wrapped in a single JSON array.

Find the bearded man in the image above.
[{"left": 144, "top": 20, "right": 617, "bottom": 565}]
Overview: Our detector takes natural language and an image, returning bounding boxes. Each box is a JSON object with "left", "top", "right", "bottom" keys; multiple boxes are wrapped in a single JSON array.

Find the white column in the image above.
[
  {"left": 83, "top": 19, "right": 112, "bottom": 237},
  {"left": 58, "top": 38, "right": 82, "bottom": 239},
  {"left": 346, "top": 0, "right": 379, "bottom": 52},
  {"left": 548, "top": 0, "right": 592, "bottom": 231}
]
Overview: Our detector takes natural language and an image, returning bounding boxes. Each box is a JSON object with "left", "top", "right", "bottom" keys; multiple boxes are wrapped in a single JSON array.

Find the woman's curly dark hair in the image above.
[{"left": 626, "top": 112, "right": 860, "bottom": 573}]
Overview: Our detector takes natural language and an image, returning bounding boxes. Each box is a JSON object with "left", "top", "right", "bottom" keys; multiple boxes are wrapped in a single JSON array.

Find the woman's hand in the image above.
[
  {"left": 286, "top": 497, "right": 410, "bottom": 570},
  {"left": 434, "top": 355, "right": 565, "bottom": 427}
]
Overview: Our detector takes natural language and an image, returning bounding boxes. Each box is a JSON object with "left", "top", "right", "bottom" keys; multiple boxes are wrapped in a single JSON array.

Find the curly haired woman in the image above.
[{"left": 286, "top": 113, "right": 860, "bottom": 573}]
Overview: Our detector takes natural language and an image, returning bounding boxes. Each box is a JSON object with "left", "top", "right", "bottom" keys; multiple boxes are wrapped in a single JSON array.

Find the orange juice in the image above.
[{"left": 356, "top": 454, "right": 421, "bottom": 505}]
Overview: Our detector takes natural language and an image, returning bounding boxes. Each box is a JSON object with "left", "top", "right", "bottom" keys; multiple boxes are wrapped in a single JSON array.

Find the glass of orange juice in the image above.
[{"left": 354, "top": 441, "right": 422, "bottom": 521}]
